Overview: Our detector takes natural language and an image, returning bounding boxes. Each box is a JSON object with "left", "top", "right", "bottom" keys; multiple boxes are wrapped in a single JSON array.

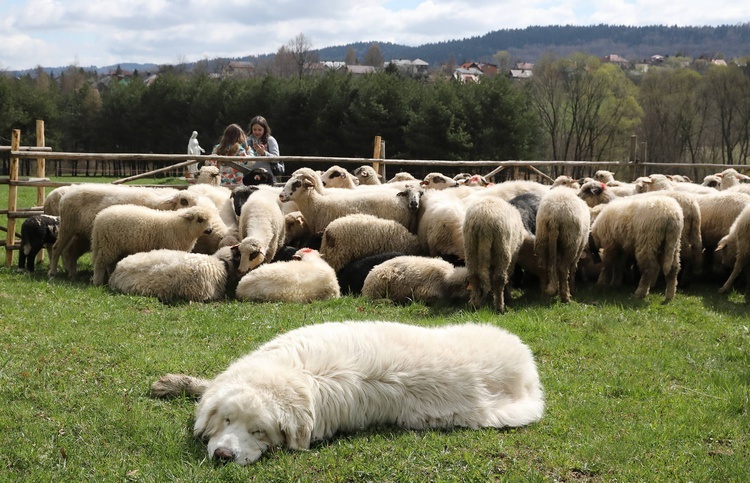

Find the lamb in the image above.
[
  {"left": 336, "top": 251, "right": 406, "bottom": 295},
  {"left": 715, "top": 204, "right": 750, "bottom": 302},
  {"left": 462, "top": 197, "right": 525, "bottom": 313},
  {"left": 590, "top": 195, "right": 683, "bottom": 302},
  {"left": 237, "top": 185, "right": 286, "bottom": 274},
  {"left": 43, "top": 186, "right": 71, "bottom": 216},
  {"left": 319, "top": 214, "right": 422, "bottom": 271},
  {"left": 352, "top": 165, "right": 382, "bottom": 185},
  {"left": 320, "top": 165, "right": 358, "bottom": 188},
  {"left": 48, "top": 184, "right": 199, "bottom": 279},
  {"left": 235, "top": 248, "right": 340, "bottom": 302},
  {"left": 193, "top": 165, "right": 221, "bottom": 186},
  {"left": 361, "top": 255, "right": 470, "bottom": 305},
  {"left": 534, "top": 188, "right": 590, "bottom": 302},
  {"left": 108, "top": 245, "right": 242, "bottom": 303},
  {"left": 91, "top": 204, "right": 214, "bottom": 286},
  {"left": 279, "top": 168, "right": 415, "bottom": 232},
  {"left": 18, "top": 214, "right": 60, "bottom": 272}
]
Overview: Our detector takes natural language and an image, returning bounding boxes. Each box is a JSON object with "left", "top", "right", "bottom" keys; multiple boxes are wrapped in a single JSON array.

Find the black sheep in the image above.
[
  {"left": 18, "top": 215, "right": 60, "bottom": 271},
  {"left": 336, "top": 252, "right": 405, "bottom": 295}
]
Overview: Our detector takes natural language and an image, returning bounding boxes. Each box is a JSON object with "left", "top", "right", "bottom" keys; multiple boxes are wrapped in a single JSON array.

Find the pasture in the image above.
[{"left": 1, "top": 179, "right": 749, "bottom": 481}]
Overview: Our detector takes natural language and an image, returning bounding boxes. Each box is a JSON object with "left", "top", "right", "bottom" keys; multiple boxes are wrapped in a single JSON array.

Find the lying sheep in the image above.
[
  {"left": 235, "top": 248, "right": 340, "bottom": 302},
  {"left": 108, "top": 245, "right": 242, "bottom": 302},
  {"left": 49, "top": 184, "right": 198, "bottom": 279},
  {"left": 279, "top": 168, "right": 416, "bottom": 232},
  {"left": 18, "top": 214, "right": 60, "bottom": 272},
  {"left": 361, "top": 255, "right": 470, "bottom": 305},
  {"left": 591, "top": 196, "right": 683, "bottom": 302},
  {"left": 352, "top": 165, "right": 382, "bottom": 185},
  {"left": 336, "top": 251, "right": 406, "bottom": 295},
  {"left": 716, "top": 204, "right": 750, "bottom": 302},
  {"left": 320, "top": 165, "right": 358, "bottom": 188},
  {"left": 463, "top": 197, "right": 525, "bottom": 313},
  {"left": 237, "top": 185, "right": 286, "bottom": 273},
  {"left": 534, "top": 188, "right": 590, "bottom": 302},
  {"left": 91, "top": 205, "right": 214, "bottom": 286},
  {"left": 319, "top": 214, "right": 421, "bottom": 271}
]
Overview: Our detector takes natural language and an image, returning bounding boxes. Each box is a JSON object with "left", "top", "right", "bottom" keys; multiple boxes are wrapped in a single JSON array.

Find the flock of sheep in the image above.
[{"left": 17, "top": 162, "right": 750, "bottom": 308}]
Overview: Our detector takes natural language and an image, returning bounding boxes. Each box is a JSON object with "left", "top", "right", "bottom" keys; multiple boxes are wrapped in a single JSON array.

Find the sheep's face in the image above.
[
  {"left": 231, "top": 186, "right": 260, "bottom": 217},
  {"left": 181, "top": 208, "right": 214, "bottom": 235},
  {"left": 578, "top": 182, "right": 606, "bottom": 208},
  {"left": 280, "top": 176, "right": 315, "bottom": 202},
  {"left": 165, "top": 191, "right": 199, "bottom": 210},
  {"left": 421, "top": 173, "right": 457, "bottom": 190},
  {"left": 397, "top": 184, "right": 424, "bottom": 212}
]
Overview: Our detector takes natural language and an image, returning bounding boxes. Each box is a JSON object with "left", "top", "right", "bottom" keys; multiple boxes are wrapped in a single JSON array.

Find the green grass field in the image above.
[{"left": 1, "top": 179, "right": 748, "bottom": 481}]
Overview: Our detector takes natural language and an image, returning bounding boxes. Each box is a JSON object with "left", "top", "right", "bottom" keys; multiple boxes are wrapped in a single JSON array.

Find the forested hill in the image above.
[{"left": 317, "top": 24, "right": 750, "bottom": 65}]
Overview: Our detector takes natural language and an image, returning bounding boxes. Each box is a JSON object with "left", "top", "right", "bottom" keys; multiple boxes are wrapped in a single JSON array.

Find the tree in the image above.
[
  {"left": 286, "top": 33, "right": 318, "bottom": 79},
  {"left": 345, "top": 47, "right": 358, "bottom": 65},
  {"left": 363, "top": 43, "right": 384, "bottom": 68},
  {"left": 493, "top": 50, "right": 512, "bottom": 75}
]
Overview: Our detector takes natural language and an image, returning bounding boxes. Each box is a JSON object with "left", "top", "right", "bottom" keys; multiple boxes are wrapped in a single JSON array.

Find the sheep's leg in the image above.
[
  {"left": 634, "top": 250, "right": 660, "bottom": 299},
  {"left": 719, "top": 254, "right": 749, "bottom": 294},
  {"left": 558, "top": 265, "right": 572, "bottom": 303},
  {"left": 468, "top": 273, "right": 484, "bottom": 309},
  {"left": 91, "top": 254, "right": 109, "bottom": 286},
  {"left": 47, "top": 235, "right": 68, "bottom": 277},
  {"left": 492, "top": 266, "right": 509, "bottom": 314},
  {"left": 597, "top": 247, "right": 616, "bottom": 286},
  {"left": 663, "top": 250, "right": 681, "bottom": 302}
]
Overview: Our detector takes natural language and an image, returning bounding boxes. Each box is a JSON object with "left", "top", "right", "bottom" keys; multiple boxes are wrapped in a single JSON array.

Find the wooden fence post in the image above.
[
  {"left": 629, "top": 134, "right": 638, "bottom": 181},
  {"left": 372, "top": 136, "right": 386, "bottom": 179},
  {"left": 5, "top": 129, "right": 20, "bottom": 267},
  {"left": 35, "top": 120, "right": 47, "bottom": 264}
]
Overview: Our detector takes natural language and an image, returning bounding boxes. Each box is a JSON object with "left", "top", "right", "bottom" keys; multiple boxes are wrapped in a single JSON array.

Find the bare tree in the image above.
[
  {"left": 363, "top": 43, "right": 384, "bottom": 68},
  {"left": 345, "top": 47, "right": 358, "bottom": 65},
  {"left": 286, "top": 33, "right": 318, "bottom": 79}
]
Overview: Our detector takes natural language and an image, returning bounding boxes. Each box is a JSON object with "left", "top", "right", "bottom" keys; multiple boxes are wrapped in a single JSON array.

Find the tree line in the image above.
[{"left": 2, "top": 53, "right": 750, "bottom": 178}]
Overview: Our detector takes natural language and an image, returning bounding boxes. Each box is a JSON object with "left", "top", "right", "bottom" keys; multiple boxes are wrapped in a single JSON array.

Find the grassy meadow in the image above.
[{"left": 1, "top": 179, "right": 748, "bottom": 481}]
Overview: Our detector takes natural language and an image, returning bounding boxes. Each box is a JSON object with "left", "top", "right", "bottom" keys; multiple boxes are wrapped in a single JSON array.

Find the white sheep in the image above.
[
  {"left": 193, "top": 165, "right": 221, "bottom": 186},
  {"left": 352, "top": 165, "right": 382, "bottom": 185},
  {"left": 43, "top": 185, "right": 72, "bottom": 216},
  {"left": 48, "top": 184, "right": 199, "bottom": 279},
  {"left": 416, "top": 190, "right": 467, "bottom": 262},
  {"left": 361, "top": 255, "right": 470, "bottom": 305},
  {"left": 462, "top": 197, "right": 525, "bottom": 313},
  {"left": 593, "top": 169, "right": 617, "bottom": 184},
  {"left": 591, "top": 195, "right": 683, "bottom": 301},
  {"left": 695, "top": 190, "right": 750, "bottom": 251},
  {"left": 319, "top": 214, "right": 421, "bottom": 271},
  {"left": 421, "top": 172, "right": 459, "bottom": 190},
  {"left": 237, "top": 185, "right": 286, "bottom": 273},
  {"left": 108, "top": 245, "right": 242, "bottom": 302},
  {"left": 715, "top": 204, "right": 750, "bottom": 302},
  {"left": 639, "top": 173, "right": 717, "bottom": 195},
  {"left": 235, "top": 248, "right": 340, "bottom": 302},
  {"left": 716, "top": 168, "right": 750, "bottom": 190},
  {"left": 472, "top": 179, "right": 549, "bottom": 202},
  {"left": 91, "top": 204, "right": 214, "bottom": 286},
  {"left": 534, "top": 187, "right": 590, "bottom": 303},
  {"left": 279, "top": 168, "right": 415, "bottom": 232},
  {"left": 387, "top": 171, "right": 416, "bottom": 183},
  {"left": 187, "top": 184, "right": 239, "bottom": 254},
  {"left": 320, "top": 165, "right": 359, "bottom": 188},
  {"left": 550, "top": 175, "right": 580, "bottom": 190}
]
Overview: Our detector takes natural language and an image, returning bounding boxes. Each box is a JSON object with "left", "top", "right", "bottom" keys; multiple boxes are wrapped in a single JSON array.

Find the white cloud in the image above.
[{"left": 0, "top": 0, "right": 747, "bottom": 70}]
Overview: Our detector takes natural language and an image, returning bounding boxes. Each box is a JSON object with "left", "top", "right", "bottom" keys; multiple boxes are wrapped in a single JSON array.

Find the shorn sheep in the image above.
[
  {"left": 235, "top": 248, "right": 340, "bottom": 302},
  {"left": 108, "top": 245, "right": 242, "bottom": 303},
  {"left": 463, "top": 197, "right": 525, "bottom": 313},
  {"left": 361, "top": 255, "right": 470, "bottom": 305},
  {"left": 319, "top": 214, "right": 422, "bottom": 271},
  {"left": 18, "top": 214, "right": 60, "bottom": 272},
  {"left": 49, "top": 184, "right": 198, "bottom": 279},
  {"left": 279, "top": 168, "right": 415, "bottom": 232},
  {"left": 591, "top": 196, "right": 683, "bottom": 302},
  {"left": 534, "top": 188, "right": 590, "bottom": 302},
  {"left": 91, "top": 205, "right": 214, "bottom": 286},
  {"left": 716, "top": 204, "right": 750, "bottom": 302}
]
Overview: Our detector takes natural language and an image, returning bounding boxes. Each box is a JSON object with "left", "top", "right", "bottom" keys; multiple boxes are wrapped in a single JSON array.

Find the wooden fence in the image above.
[{"left": 3, "top": 126, "right": 748, "bottom": 268}]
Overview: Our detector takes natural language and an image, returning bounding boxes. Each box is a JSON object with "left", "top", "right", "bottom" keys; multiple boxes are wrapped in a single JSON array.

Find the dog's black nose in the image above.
[{"left": 214, "top": 447, "right": 234, "bottom": 461}]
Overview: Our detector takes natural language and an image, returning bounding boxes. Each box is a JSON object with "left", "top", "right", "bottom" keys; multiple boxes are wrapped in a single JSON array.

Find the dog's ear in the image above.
[
  {"left": 194, "top": 398, "right": 220, "bottom": 440},
  {"left": 276, "top": 378, "right": 314, "bottom": 450}
]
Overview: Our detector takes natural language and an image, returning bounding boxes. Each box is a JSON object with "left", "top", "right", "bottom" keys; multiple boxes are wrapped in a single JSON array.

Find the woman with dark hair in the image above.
[
  {"left": 246, "top": 115, "right": 284, "bottom": 177},
  {"left": 208, "top": 123, "right": 250, "bottom": 186}
]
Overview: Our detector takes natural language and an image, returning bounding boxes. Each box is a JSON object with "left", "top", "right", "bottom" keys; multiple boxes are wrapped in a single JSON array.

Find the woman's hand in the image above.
[{"left": 254, "top": 143, "right": 266, "bottom": 155}]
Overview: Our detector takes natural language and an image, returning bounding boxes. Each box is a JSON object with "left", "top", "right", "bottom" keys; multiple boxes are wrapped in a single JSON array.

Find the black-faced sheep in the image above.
[
  {"left": 352, "top": 165, "right": 382, "bottom": 185},
  {"left": 534, "top": 188, "right": 590, "bottom": 302},
  {"left": 361, "top": 255, "right": 470, "bottom": 305},
  {"left": 716, "top": 204, "right": 750, "bottom": 302},
  {"left": 235, "top": 248, "right": 340, "bottom": 302},
  {"left": 49, "top": 184, "right": 199, "bottom": 279},
  {"left": 242, "top": 167, "right": 276, "bottom": 186},
  {"left": 320, "top": 165, "right": 358, "bottom": 188},
  {"left": 18, "top": 214, "right": 60, "bottom": 272},
  {"left": 462, "top": 197, "right": 525, "bottom": 313},
  {"left": 591, "top": 196, "right": 683, "bottom": 302},
  {"left": 108, "top": 245, "right": 242, "bottom": 302},
  {"left": 279, "top": 168, "right": 416, "bottom": 232},
  {"left": 91, "top": 205, "right": 214, "bottom": 286},
  {"left": 319, "top": 214, "right": 422, "bottom": 271},
  {"left": 336, "top": 251, "right": 406, "bottom": 295}
]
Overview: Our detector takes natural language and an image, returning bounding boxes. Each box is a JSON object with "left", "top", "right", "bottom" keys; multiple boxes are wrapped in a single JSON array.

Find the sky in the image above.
[{"left": 1, "top": 0, "right": 749, "bottom": 71}]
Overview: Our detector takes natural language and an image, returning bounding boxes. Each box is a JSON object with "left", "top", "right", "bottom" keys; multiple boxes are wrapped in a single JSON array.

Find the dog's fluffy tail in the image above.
[{"left": 150, "top": 373, "right": 211, "bottom": 399}]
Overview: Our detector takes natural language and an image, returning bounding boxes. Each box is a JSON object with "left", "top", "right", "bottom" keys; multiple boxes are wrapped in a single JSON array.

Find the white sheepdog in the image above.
[{"left": 151, "top": 321, "right": 545, "bottom": 465}]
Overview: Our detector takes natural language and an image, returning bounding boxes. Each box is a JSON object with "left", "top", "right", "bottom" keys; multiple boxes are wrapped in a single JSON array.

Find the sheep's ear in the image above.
[
  {"left": 716, "top": 237, "right": 729, "bottom": 252},
  {"left": 302, "top": 176, "right": 315, "bottom": 189},
  {"left": 180, "top": 211, "right": 195, "bottom": 221}
]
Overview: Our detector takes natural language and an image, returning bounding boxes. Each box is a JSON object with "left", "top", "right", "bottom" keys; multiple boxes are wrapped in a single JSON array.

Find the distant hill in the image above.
[
  {"left": 11, "top": 24, "right": 750, "bottom": 77},
  {"left": 316, "top": 24, "right": 750, "bottom": 65}
]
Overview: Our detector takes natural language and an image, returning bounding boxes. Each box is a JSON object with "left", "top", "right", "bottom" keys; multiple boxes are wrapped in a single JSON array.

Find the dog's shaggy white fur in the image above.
[{"left": 151, "top": 321, "right": 544, "bottom": 465}]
